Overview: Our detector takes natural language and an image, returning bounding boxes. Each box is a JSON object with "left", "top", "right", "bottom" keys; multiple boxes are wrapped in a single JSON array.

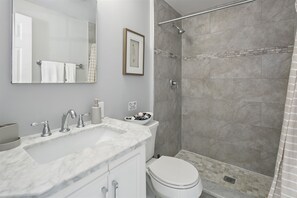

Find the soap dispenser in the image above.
[{"left": 91, "top": 98, "right": 102, "bottom": 124}]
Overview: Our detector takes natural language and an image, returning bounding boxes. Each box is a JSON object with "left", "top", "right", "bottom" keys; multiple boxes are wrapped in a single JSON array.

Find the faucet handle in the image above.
[
  {"left": 31, "top": 121, "right": 52, "bottom": 137},
  {"left": 77, "top": 113, "right": 89, "bottom": 128}
]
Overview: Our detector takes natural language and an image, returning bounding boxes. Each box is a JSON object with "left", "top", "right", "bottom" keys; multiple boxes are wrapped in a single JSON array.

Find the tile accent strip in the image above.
[
  {"left": 183, "top": 45, "right": 294, "bottom": 60},
  {"left": 154, "top": 48, "right": 181, "bottom": 59},
  {"left": 156, "top": 46, "right": 293, "bottom": 60}
]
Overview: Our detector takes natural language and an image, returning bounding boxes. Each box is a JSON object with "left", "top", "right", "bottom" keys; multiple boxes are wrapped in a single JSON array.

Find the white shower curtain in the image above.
[
  {"left": 268, "top": 2, "right": 297, "bottom": 197},
  {"left": 88, "top": 43, "right": 97, "bottom": 83}
]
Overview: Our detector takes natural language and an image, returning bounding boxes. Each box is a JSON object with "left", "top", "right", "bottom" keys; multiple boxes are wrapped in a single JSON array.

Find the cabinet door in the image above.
[
  {"left": 66, "top": 173, "right": 109, "bottom": 198},
  {"left": 108, "top": 150, "right": 146, "bottom": 198}
]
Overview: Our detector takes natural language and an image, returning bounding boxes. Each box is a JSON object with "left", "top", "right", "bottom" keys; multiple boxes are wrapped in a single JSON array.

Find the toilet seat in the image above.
[{"left": 147, "top": 156, "right": 199, "bottom": 189}]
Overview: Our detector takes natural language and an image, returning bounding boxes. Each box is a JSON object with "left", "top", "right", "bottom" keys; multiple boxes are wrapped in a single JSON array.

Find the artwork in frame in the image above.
[{"left": 123, "top": 28, "right": 145, "bottom": 76}]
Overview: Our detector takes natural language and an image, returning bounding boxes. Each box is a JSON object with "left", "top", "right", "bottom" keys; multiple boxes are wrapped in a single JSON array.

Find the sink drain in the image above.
[{"left": 223, "top": 176, "right": 236, "bottom": 184}]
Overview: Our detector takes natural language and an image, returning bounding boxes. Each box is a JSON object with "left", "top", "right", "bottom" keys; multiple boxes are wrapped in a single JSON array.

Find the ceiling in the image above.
[{"left": 164, "top": 0, "right": 239, "bottom": 15}]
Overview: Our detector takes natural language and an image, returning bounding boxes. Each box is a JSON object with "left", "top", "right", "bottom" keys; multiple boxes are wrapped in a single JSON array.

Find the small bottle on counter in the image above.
[{"left": 91, "top": 98, "right": 102, "bottom": 124}]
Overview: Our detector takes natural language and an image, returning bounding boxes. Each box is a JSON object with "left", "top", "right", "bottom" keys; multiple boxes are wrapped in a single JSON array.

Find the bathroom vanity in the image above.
[{"left": 0, "top": 118, "right": 151, "bottom": 198}]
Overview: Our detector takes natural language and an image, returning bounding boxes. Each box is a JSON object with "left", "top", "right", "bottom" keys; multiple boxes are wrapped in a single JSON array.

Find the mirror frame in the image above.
[{"left": 10, "top": 0, "right": 98, "bottom": 84}]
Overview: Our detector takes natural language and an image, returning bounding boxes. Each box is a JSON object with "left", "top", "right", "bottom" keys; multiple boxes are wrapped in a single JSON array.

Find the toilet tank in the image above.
[{"left": 145, "top": 120, "right": 159, "bottom": 161}]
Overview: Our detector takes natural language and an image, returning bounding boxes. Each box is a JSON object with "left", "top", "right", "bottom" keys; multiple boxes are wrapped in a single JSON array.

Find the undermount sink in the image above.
[{"left": 24, "top": 125, "right": 126, "bottom": 164}]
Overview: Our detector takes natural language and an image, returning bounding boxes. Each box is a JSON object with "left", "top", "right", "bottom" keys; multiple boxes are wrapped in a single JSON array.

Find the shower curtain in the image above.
[
  {"left": 268, "top": 2, "right": 297, "bottom": 197},
  {"left": 88, "top": 43, "right": 97, "bottom": 83}
]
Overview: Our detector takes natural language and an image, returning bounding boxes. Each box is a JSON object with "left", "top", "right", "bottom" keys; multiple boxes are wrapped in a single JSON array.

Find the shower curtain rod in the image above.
[{"left": 158, "top": 0, "right": 255, "bottom": 25}]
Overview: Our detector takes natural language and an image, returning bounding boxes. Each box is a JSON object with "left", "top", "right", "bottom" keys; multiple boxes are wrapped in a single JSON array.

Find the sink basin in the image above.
[{"left": 24, "top": 125, "right": 126, "bottom": 164}]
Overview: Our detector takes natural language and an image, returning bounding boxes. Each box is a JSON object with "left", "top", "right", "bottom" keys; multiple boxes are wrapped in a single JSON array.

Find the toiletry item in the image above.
[
  {"left": 99, "top": 101, "right": 104, "bottom": 117},
  {"left": 91, "top": 98, "right": 102, "bottom": 124},
  {"left": 0, "top": 123, "right": 21, "bottom": 151},
  {"left": 124, "top": 112, "right": 153, "bottom": 125},
  {"left": 0, "top": 123, "right": 19, "bottom": 144}
]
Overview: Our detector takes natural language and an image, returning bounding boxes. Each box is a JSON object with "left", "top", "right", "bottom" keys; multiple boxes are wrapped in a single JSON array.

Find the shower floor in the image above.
[{"left": 175, "top": 150, "right": 273, "bottom": 198}]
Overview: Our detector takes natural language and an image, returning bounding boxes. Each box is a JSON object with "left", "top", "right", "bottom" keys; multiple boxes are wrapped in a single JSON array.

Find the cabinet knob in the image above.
[
  {"left": 101, "top": 186, "right": 108, "bottom": 198},
  {"left": 112, "top": 180, "right": 119, "bottom": 198}
]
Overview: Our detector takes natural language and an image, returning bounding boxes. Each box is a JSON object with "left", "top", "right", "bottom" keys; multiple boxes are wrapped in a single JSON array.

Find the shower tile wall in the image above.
[
  {"left": 181, "top": 0, "right": 296, "bottom": 176},
  {"left": 154, "top": 0, "right": 182, "bottom": 156}
]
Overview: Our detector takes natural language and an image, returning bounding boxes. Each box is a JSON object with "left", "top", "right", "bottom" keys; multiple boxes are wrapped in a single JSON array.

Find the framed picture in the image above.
[{"left": 123, "top": 28, "right": 145, "bottom": 76}]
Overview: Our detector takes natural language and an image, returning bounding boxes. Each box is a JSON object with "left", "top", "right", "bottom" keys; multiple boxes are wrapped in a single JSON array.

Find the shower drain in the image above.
[{"left": 223, "top": 176, "right": 236, "bottom": 184}]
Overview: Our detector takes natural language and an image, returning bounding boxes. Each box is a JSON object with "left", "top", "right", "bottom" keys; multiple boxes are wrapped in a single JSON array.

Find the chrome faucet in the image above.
[
  {"left": 31, "top": 121, "right": 52, "bottom": 137},
  {"left": 77, "top": 113, "right": 89, "bottom": 128},
  {"left": 60, "top": 109, "right": 77, "bottom": 133}
]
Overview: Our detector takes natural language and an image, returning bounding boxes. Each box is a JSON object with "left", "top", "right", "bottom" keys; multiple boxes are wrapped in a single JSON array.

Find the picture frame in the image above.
[{"left": 123, "top": 28, "right": 145, "bottom": 76}]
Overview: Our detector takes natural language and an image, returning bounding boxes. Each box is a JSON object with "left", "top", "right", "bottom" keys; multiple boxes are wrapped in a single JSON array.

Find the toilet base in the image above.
[{"left": 149, "top": 174, "right": 202, "bottom": 198}]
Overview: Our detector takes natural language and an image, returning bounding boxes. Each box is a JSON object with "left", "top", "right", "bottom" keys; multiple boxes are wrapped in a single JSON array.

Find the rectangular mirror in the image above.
[{"left": 12, "top": 0, "right": 97, "bottom": 84}]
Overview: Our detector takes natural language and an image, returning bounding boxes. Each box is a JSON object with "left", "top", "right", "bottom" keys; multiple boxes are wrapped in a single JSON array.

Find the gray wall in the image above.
[
  {"left": 181, "top": 0, "right": 296, "bottom": 176},
  {"left": 0, "top": 0, "right": 153, "bottom": 136},
  {"left": 154, "top": 0, "right": 181, "bottom": 157}
]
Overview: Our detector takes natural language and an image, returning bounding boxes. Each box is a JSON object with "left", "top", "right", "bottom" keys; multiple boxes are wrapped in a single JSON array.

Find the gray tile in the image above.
[
  {"left": 200, "top": 191, "right": 216, "bottom": 198},
  {"left": 261, "top": 0, "right": 296, "bottom": 22},
  {"left": 154, "top": 0, "right": 182, "bottom": 54},
  {"left": 154, "top": 0, "right": 182, "bottom": 159},
  {"left": 155, "top": 28, "right": 182, "bottom": 55},
  {"left": 155, "top": 78, "right": 181, "bottom": 102},
  {"left": 182, "top": 97, "right": 210, "bottom": 118},
  {"left": 182, "top": 135, "right": 216, "bottom": 157},
  {"left": 155, "top": 119, "right": 181, "bottom": 156},
  {"left": 176, "top": 150, "right": 273, "bottom": 197},
  {"left": 208, "top": 140, "right": 262, "bottom": 171},
  {"left": 154, "top": 0, "right": 180, "bottom": 21},
  {"left": 262, "top": 53, "right": 292, "bottom": 79},
  {"left": 183, "top": 19, "right": 295, "bottom": 56},
  {"left": 210, "top": 0, "right": 261, "bottom": 33},
  {"left": 154, "top": 55, "right": 181, "bottom": 80},
  {"left": 182, "top": 116, "right": 223, "bottom": 139},
  {"left": 259, "top": 19, "right": 296, "bottom": 48},
  {"left": 233, "top": 79, "right": 288, "bottom": 103},
  {"left": 182, "top": 13, "right": 211, "bottom": 36},
  {"left": 261, "top": 102, "right": 285, "bottom": 129},
  {"left": 232, "top": 101, "right": 261, "bottom": 126},
  {"left": 154, "top": 78, "right": 179, "bottom": 102},
  {"left": 182, "top": 58, "right": 211, "bottom": 79},
  {"left": 202, "top": 179, "right": 255, "bottom": 198},
  {"left": 257, "top": 151, "right": 278, "bottom": 176},
  {"left": 182, "top": 117, "right": 281, "bottom": 175},
  {"left": 154, "top": 99, "right": 180, "bottom": 122},
  {"left": 209, "top": 99, "right": 234, "bottom": 122},
  {"left": 183, "top": 25, "right": 259, "bottom": 56},
  {"left": 154, "top": 0, "right": 181, "bottom": 35},
  {"left": 209, "top": 56, "right": 262, "bottom": 79},
  {"left": 207, "top": 79, "right": 234, "bottom": 100},
  {"left": 182, "top": 79, "right": 234, "bottom": 100},
  {"left": 182, "top": 78, "right": 211, "bottom": 99}
]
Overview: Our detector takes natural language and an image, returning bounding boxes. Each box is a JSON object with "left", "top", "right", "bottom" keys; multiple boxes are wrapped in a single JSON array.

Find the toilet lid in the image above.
[{"left": 148, "top": 156, "right": 199, "bottom": 188}]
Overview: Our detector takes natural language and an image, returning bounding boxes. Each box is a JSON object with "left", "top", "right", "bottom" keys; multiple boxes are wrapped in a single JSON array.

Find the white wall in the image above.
[
  {"left": 0, "top": 0, "right": 153, "bottom": 136},
  {"left": 97, "top": 0, "right": 153, "bottom": 121}
]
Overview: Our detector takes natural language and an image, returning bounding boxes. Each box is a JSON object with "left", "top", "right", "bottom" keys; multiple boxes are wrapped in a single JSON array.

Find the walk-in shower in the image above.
[{"left": 154, "top": 0, "right": 296, "bottom": 197}]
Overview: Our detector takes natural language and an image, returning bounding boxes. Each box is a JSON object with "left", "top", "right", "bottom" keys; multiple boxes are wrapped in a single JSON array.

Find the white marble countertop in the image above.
[{"left": 0, "top": 117, "right": 151, "bottom": 198}]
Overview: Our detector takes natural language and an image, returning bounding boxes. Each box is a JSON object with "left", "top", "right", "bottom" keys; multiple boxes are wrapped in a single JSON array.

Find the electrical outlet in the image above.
[{"left": 128, "top": 101, "right": 137, "bottom": 111}]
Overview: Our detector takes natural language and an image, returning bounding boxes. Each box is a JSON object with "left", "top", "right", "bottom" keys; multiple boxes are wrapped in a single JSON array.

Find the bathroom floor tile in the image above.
[{"left": 175, "top": 150, "right": 272, "bottom": 198}]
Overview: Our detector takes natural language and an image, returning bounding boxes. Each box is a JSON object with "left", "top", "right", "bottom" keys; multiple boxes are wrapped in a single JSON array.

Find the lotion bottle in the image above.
[{"left": 91, "top": 98, "right": 102, "bottom": 124}]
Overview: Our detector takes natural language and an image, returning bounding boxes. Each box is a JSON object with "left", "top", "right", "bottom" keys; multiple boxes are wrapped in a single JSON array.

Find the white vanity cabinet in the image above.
[
  {"left": 66, "top": 173, "right": 109, "bottom": 198},
  {"left": 52, "top": 145, "right": 146, "bottom": 198}
]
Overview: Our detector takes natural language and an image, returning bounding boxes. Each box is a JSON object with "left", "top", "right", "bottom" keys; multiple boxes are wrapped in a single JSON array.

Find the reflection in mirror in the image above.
[{"left": 12, "top": 0, "right": 97, "bottom": 84}]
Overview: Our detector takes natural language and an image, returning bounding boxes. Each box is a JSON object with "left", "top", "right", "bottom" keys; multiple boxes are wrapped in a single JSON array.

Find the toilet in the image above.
[{"left": 145, "top": 120, "right": 203, "bottom": 198}]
